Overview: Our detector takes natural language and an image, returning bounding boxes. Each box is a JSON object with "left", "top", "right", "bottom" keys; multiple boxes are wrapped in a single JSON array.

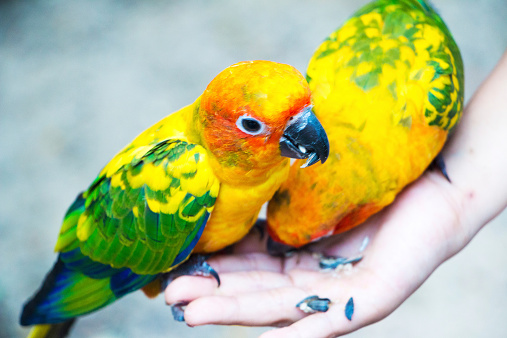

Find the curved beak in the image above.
[{"left": 279, "top": 106, "right": 329, "bottom": 168}]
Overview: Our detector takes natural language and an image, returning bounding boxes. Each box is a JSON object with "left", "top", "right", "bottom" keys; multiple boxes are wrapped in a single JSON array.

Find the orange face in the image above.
[{"left": 198, "top": 61, "right": 312, "bottom": 170}]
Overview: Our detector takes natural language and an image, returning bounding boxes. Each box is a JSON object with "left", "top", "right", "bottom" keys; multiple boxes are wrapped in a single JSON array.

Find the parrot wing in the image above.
[
  {"left": 21, "top": 138, "right": 219, "bottom": 325},
  {"left": 57, "top": 137, "right": 220, "bottom": 275}
]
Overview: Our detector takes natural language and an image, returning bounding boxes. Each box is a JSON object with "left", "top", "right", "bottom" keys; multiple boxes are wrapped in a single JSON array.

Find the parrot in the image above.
[
  {"left": 20, "top": 60, "right": 330, "bottom": 337},
  {"left": 266, "top": 0, "right": 464, "bottom": 251}
]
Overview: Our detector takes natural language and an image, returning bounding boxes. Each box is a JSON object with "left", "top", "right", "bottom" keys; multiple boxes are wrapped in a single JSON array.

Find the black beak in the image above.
[{"left": 279, "top": 106, "right": 329, "bottom": 168}]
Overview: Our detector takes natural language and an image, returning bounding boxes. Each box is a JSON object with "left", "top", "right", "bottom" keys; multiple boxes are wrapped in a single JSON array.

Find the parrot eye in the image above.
[{"left": 236, "top": 115, "right": 266, "bottom": 135}]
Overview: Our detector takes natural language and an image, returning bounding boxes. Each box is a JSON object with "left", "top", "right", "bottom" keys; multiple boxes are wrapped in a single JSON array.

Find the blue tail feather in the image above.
[{"left": 20, "top": 251, "right": 157, "bottom": 325}]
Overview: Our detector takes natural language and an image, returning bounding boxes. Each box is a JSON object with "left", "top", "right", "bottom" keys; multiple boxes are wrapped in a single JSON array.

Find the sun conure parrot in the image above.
[
  {"left": 20, "top": 60, "right": 330, "bottom": 337},
  {"left": 266, "top": 0, "right": 464, "bottom": 249}
]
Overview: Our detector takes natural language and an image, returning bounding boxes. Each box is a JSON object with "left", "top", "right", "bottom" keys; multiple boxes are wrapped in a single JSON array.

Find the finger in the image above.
[
  {"left": 165, "top": 268, "right": 328, "bottom": 305},
  {"left": 183, "top": 287, "right": 309, "bottom": 327},
  {"left": 207, "top": 252, "right": 283, "bottom": 274},
  {"left": 165, "top": 275, "right": 218, "bottom": 304},
  {"left": 165, "top": 271, "right": 292, "bottom": 304},
  {"left": 164, "top": 253, "right": 285, "bottom": 305},
  {"left": 181, "top": 266, "right": 368, "bottom": 327},
  {"left": 179, "top": 262, "right": 397, "bottom": 330},
  {"left": 208, "top": 250, "right": 320, "bottom": 274}
]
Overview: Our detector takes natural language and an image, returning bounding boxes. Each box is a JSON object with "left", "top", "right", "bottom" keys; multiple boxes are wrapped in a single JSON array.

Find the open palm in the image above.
[{"left": 166, "top": 170, "right": 466, "bottom": 337}]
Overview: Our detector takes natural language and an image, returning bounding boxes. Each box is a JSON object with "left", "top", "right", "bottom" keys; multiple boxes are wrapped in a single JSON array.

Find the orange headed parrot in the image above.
[
  {"left": 20, "top": 60, "right": 329, "bottom": 336},
  {"left": 267, "top": 0, "right": 464, "bottom": 250}
]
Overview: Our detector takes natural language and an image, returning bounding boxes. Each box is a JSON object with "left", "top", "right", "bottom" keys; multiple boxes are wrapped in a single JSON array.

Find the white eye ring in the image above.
[{"left": 236, "top": 115, "right": 266, "bottom": 135}]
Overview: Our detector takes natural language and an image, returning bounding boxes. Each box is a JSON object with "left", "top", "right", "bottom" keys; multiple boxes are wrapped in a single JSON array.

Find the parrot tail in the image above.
[
  {"left": 20, "top": 250, "right": 157, "bottom": 327},
  {"left": 20, "top": 257, "right": 116, "bottom": 326},
  {"left": 26, "top": 320, "right": 76, "bottom": 338}
]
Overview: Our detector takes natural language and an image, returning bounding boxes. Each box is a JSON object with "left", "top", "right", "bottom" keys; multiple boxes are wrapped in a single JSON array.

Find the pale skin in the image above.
[{"left": 165, "top": 50, "right": 507, "bottom": 338}]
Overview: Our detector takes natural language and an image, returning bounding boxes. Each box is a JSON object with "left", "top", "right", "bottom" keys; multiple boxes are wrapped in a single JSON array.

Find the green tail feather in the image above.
[{"left": 20, "top": 252, "right": 157, "bottom": 325}]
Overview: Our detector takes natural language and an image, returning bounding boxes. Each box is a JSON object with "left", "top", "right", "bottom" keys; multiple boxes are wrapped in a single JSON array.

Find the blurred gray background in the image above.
[{"left": 1, "top": 0, "right": 506, "bottom": 337}]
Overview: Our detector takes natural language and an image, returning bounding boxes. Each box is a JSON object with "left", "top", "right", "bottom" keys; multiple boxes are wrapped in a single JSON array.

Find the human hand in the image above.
[
  {"left": 165, "top": 50, "right": 507, "bottom": 337},
  {"left": 164, "top": 169, "right": 465, "bottom": 337}
]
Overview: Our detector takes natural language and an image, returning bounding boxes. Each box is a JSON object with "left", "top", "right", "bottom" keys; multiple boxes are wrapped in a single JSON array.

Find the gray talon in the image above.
[
  {"left": 171, "top": 301, "right": 189, "bottom": 322},
  {"left": 162, "top": 254, "right": 221, "bottom": 289},
  {"left": 267, "top": 236, "right": 297, "bottom": 256},
  {"left": 252, "top": 219, "right": 266, "bottom": 239},
  {"left": 432, "top": 153, "right": 451, "bottom": 182}
]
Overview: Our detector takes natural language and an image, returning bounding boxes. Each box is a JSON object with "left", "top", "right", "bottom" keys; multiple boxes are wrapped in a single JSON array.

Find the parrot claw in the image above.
[
  {"left": 318, "top": 254, "right": 363, "bottom": 270},
  {"left": 296, "top": 295, "right": 331, "bottom": 313},
  {"left": 171, "top": 301, "right": 189, "bottom": 322},
  {"left": 162, "top": 254, "right": 221, "bottom": 289},
  {"left": 432, "top": 153, "right": 451, "bottom": 182},
  {"left": 207, "top": 263, "right": 221, "bottom": 286},
  {"left": 252, "top": 219, "right": 266, "bottom": 240},
  {"left": 267, "top": 236, "right": 297, "bottom": 256}
]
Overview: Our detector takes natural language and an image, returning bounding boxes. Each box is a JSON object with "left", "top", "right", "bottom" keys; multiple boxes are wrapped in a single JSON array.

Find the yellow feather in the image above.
[
  {"left": 337, "top": 22, "right": 356, "bottom": 41},
  {"left": 26, "top": 325, "right": 51, "bottom": 338},
  {"left": 159, "top": 190, "right": 187, "bottom": 214},
  {"left": 360, "top": 12, "right": 382, "bottom": 25},
  {"left": 76, "top": 214, "right": 94, "bottom": 242},
  {"left": 110, "top": 172, "right": 126, "bottom": 190},
  {"left": 128, "top": 162, "right": 171, "bottom": 191}
]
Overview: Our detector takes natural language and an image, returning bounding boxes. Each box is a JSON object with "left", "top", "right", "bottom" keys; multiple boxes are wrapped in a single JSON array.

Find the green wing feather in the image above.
[
  {"left": 380, "top": 0, "right": 464, "bottom": 131},
  {"left": 309, "top": 0, "right": 463, "bottom": 132},
  {"left": 55, "top": 138, "right": 219, "bottom": 275}
]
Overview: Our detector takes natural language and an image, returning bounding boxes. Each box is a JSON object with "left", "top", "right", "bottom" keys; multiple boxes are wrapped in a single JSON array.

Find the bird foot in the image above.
[
  {"left": 251, "top": 218, "right": 266, "bottom": 240},
  {"left": 266, "top": 236, "right": 297, "bottom": 256},
  {"left": 432, "top": 153, "right": 451, "bottom": 182},
  {"left": 171, "top": 301, "right": 189, "bottom": 322},
  {"left": 162, "top": 254, "right": 220, "bottom": 290}
]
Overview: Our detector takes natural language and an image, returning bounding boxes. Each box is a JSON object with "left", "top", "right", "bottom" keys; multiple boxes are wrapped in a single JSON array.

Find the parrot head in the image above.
[{"left": 197, "top": 60, "right": 329, "bottom": 172}]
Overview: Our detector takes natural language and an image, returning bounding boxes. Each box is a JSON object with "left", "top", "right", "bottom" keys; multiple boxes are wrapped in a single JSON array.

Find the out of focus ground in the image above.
[{"left": 1, "top": 0, "right": 506, "bottom": 337}]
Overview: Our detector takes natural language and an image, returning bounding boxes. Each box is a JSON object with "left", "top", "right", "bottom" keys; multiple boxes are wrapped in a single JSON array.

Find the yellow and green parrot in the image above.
[
  {"left": 267, "top": 0, "right": 464, "bottom": 249},
  {"left": 20, "top": 60, "right": 329, "bottom": 336}
]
